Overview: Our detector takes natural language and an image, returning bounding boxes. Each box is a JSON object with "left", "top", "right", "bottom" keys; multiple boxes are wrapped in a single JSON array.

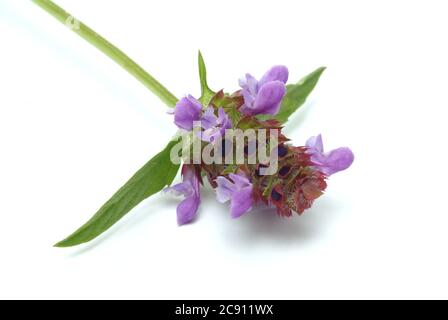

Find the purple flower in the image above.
[
  {"left": 201, "top": 107, "right": 232, "bottom": 143},
  {"left": 173, "top": 95, "right": 202, "bottom": 130},
  {"left": 306, "top": 134, "right": 354, "bottom": 176},
  {"left": 239, "top": 65, "right": 288, "bottom": 116},
  {"left": 216, "top": 172, "right": 253, "bottom": 218},
  {"left": 164, "top": 165, "right": 201, "bottom": 225}
]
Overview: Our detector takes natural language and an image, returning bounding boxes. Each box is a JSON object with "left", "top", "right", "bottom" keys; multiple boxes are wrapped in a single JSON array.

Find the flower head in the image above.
[
  {"left": 165, "top": 165, "right": 201, "bottom": 225},
  {"left": 306, "top": 134, "right": 354, "bottom": 176},
  {"left": 216, "top": 172, "right": 253, "bottom": 218},
  {"left": 166, "top": 66, "right": 353, "bottom": 224},
  {"left": 239, "top": 65, "right": 288, "bottom": 116}
]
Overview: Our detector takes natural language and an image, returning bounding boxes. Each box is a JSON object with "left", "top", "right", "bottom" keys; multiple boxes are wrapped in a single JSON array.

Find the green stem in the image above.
[{"left": 32, "top": 0, "right": 178, "bottom": 107}]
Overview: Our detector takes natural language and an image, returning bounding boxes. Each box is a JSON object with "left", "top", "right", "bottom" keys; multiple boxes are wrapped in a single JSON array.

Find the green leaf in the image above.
[
  {"left": 198, "top": 51, "right": 215, "bottom": 105},
  {"left": 55, "top": 139, "right": 181, "bottom": 247},
  {"left": 262, "top": 67, "right": 326, "bottom": 124}
]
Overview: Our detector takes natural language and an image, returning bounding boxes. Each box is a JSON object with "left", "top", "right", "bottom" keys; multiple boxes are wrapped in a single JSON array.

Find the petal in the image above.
[
  {"left": 169, "top": 165, "right": 201, "bottom": 225},
  {"left": 306, "top": 134, "right": 324, "bottom": 153},
  {"left": 218, "top": 126, "right": 229, "bottom": 140},
  {"left": 174, "top": 95, "right": 202, "bottom": 130},
  {"left": 239, "top": 73, "right": 258, "bottom": 95},
  {"left": 239, "top": 74, "right": 259, "bottom": 113},
  {"left": 229, "top": 173, "right": 251, "bottom": 189},
  {"left": 182, "top": 164, "right": 194, "bottom": 180},
  {"left": 259, "top": 65, "right": 289, "bottom": 86},
  {"left": 202, "top": 127, "right": 220, "bottom": 143},
  {"left": 201, "top": 107, "right": 217, "bottom": 130},
  {"left": 240, "top": 89, "right": 256, "bottom": 114},
  {"left": 322, "top": 147, "right": 354, "bottom": 175},
  {"left": 183, "top": 165, "right": 201, "bottom": 195},
  {"left": 177, "top": 194, "right": 200, "bottom": 225},
  {"left": 230, "top": 185, "right": 253, "bottom": 218},
  {"left": 201, "top": 108, "right": 232, "bottom": 142},
  {"left": 217, "top": 108, "right": 227, "bottom": 124},
  {"left": 216, "top": 176, "right": 236, "bottom": 203},
  {"left": 217, "top": 107, "right": 232, "bottom": 130},
  {"left": 253, "top": 81, "right": 286, "bottom": 115},
  {"left": 164, "top": 181, "right": 193, "bottom": 197}
]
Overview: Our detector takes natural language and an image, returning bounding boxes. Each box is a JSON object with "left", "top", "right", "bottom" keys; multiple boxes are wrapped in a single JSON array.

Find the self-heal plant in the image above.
[{"left": 34, "top": 0, "right": 354, "bottom": 247}]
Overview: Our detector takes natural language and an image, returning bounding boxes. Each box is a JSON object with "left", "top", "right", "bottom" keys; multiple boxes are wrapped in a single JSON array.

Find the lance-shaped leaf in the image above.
[
  {"left": 198, "top": 51, "right": 215, "bottom": 105},
  {"left": 268, "top": 67, "right": 326, "bottom": 124},
  {"left": 55, "top": 139, "right": 181, "bottom": 247}
]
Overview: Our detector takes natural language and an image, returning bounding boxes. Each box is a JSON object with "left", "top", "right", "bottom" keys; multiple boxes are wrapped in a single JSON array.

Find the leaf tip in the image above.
[
  {"left": 53, "top": 235, "right": 84, "bottom": 248},
  {"left": 317, "top": 66, "right": 326, "bottom": 74},
  {"left": 53, "top": 242, "right": 65, "bottom": 248},
  {"left": 198, "top": 50, "right": 205, "bottom": 66},
  {"left": 53, "top": 239, "right": 72, "bottom": 248}
]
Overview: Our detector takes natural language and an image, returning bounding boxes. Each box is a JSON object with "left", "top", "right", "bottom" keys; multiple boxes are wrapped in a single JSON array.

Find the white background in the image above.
[{"left": 1, "top": 0, "right": 447, "bottom": 299}]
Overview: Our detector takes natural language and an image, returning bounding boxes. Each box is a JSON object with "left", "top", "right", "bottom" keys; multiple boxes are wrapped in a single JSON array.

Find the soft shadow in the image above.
[
  {"left": 67, "top": 188, "right": 342, "bottom": 256},
  {"left": 218, "top": 196, "right": 340, "bottom": 248},
  {"left": 199, "top": 184, "right": 341, "bottom": 248},
  {"left": 64, "top": 164, "right": 343, "bottom": 256}
]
